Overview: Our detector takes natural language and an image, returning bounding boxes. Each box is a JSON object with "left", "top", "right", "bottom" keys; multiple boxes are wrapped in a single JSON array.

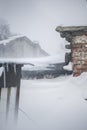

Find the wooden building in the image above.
[
  {"left": 0, "top": 35, "right": 48, "bottom": 88},
  {"left": 0, "top": 35, "right": 48, "bottom": 58},
  {"left": 56, "top": 26, "right": 87, "bottom": 76}
]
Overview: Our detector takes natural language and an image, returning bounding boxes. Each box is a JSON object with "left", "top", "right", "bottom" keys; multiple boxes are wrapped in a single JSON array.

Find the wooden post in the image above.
[
  {"left": 3, "top": 64, "right": 6, "bottom": 88},
  {"left": 6, "top": 87, "right": 11, "bottom": 120},
  {"left": 14, "top": 86, "right": 20, "bottom": 121},
  {"left": 0, "top": 88, "right": 1, "bottom": 100}
]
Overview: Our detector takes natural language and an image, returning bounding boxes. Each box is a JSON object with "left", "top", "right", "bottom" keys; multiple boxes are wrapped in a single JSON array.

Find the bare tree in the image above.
[{"left": 0, "top": 18, "right": 11, "bottom": 40}]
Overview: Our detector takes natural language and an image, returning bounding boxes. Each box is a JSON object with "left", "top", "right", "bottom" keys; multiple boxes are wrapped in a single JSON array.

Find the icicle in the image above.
[
  {"left": 3, "top": 64, "right": 6, "bottom": 88},
  {"left": 14, "top": 64, "right": 16, "bottom": 74},
  {"left": 6, "top": 63, "right": 9, "bottom": 72}
]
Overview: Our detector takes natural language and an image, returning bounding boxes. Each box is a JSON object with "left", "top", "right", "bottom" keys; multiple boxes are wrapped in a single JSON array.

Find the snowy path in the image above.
[{"left": 0, "top": 74, "right": 87, "bottom": 130}]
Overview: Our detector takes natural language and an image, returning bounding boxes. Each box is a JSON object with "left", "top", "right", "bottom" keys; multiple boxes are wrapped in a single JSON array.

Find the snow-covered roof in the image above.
[
  {"left": 0, "top": 35, "right": 26, "bottom": 45},
  {"left": 0, "top": 54, "right": 65, "bottom": 65},
  {"left": 0, "top": 35, "right": 39, "bottom": 47},
  {"left": 0, "top": 35, "right": 49, "bottom": 56},
  {"left": 0, "top": 35, "right": 42, "bottom": 48},
  {"left": 0, "top": 58, "right": 34, "bottom": 65}
]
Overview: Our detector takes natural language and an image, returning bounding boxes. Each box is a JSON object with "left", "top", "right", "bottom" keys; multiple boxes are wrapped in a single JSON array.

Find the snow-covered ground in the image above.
[
  {"left": 63, "top": 62, "right": 73, "bottom": 71},
  {"left": 0, "top": 73, "right": 87, "bottom": 130}
]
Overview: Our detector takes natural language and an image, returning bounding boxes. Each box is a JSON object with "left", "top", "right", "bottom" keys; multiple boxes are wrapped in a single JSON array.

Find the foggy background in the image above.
[
  {"left": 0, "top": 1, "right": 87, "bottom": 130},
  {"left": 0, "top": 0, "right": 87, "bottom": 55}
]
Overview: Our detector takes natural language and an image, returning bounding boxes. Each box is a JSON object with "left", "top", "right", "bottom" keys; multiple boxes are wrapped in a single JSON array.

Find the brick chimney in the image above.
[{"left": 56, "top": 26, "right": 87, "bottom": 76}]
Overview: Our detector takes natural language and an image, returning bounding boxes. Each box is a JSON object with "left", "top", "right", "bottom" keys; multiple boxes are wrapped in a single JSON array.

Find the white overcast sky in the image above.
[{"left": 0, "top": 0, "right": 87, "bottom": 55}]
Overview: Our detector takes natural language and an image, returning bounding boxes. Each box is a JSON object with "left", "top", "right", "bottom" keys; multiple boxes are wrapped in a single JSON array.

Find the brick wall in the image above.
[{"left": 72, "top": 35, "right": 87, "bottom": 76}]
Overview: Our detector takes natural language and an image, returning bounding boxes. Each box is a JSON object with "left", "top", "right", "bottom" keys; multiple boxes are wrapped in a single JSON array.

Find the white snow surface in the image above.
[
  {"left": 0, "top": 54, "right": 65, "bottom": 65},
  {"left": 63, "top": 62, "right": 72, "bottom": 71},
  {"left": 22, "top": 64, "right": 51, "bottom": 71},
  {"left": 1, "top": 73, "right": 87, "bottom": 130},
  {"left": 0, "top": 35, "right": 25, "bottom": 45}
]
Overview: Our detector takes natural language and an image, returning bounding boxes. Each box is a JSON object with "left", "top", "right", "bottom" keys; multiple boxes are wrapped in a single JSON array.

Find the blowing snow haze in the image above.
[{"left": 0, "top": 0, "right": 87, "bottom": 54}]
